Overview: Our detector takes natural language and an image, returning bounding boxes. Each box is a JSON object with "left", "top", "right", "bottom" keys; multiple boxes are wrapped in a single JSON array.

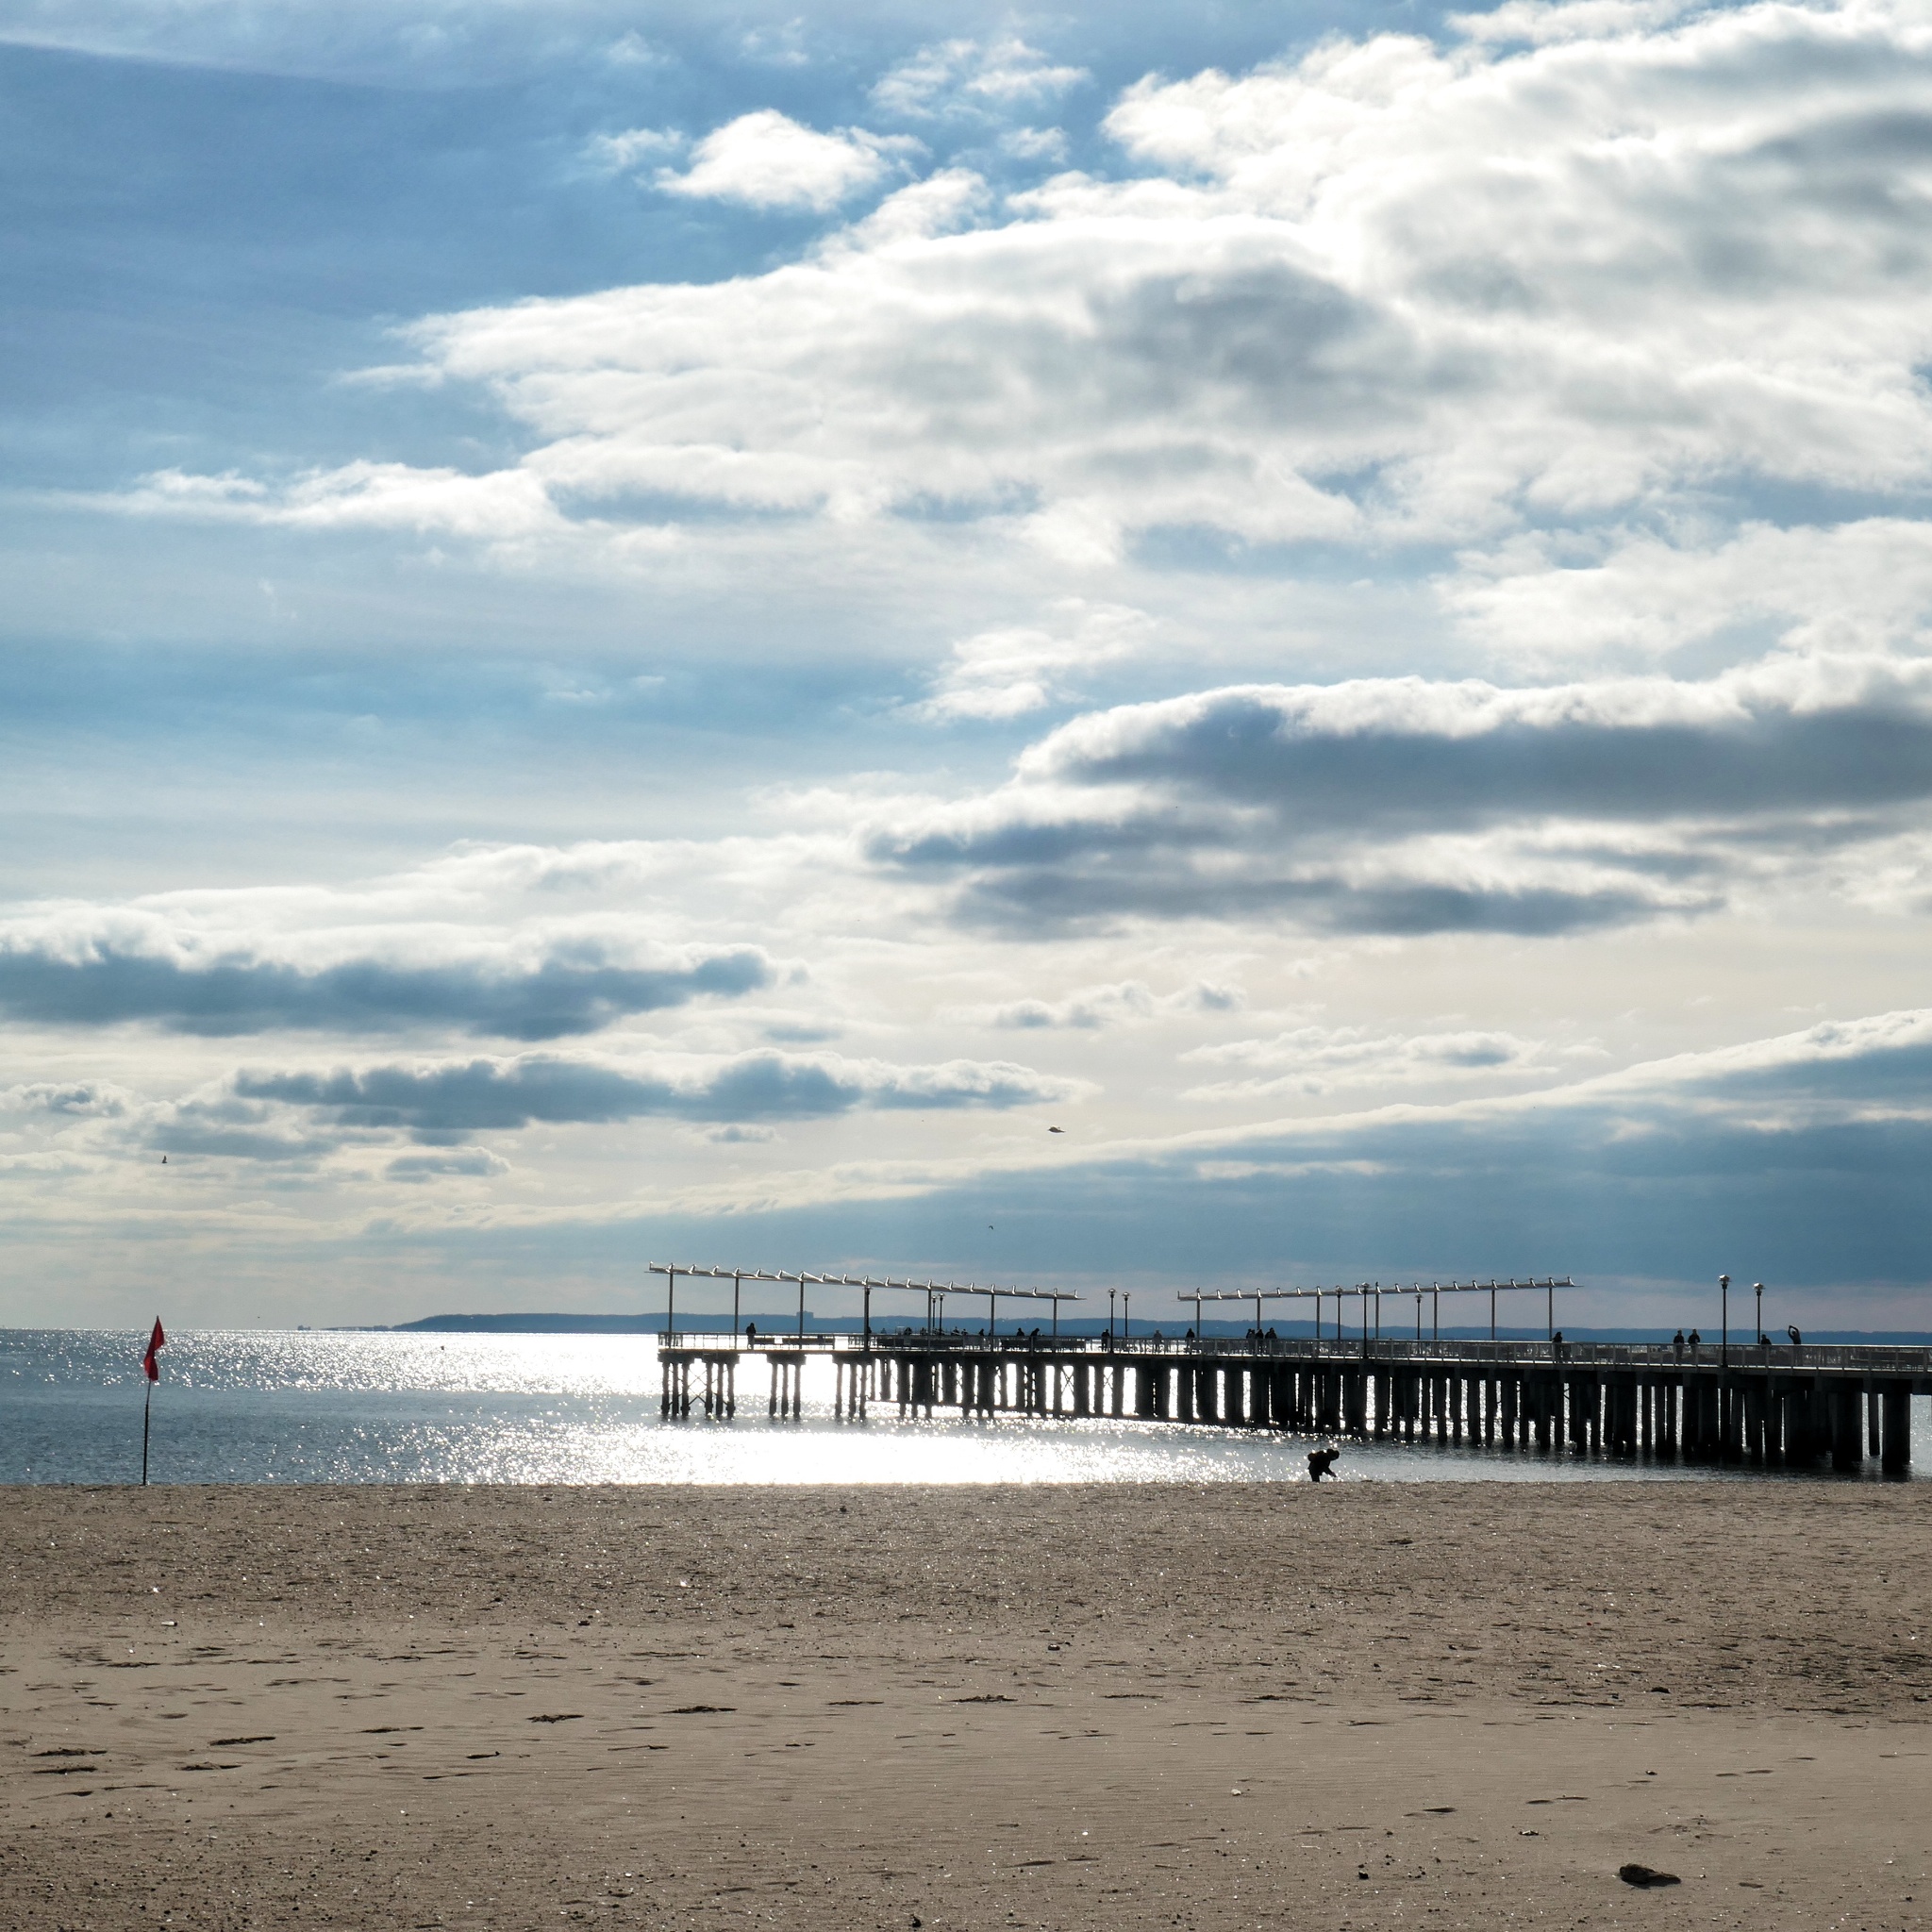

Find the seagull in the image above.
[
  {"left": 1048, "top": 1125, "right": 1065, "bottom": 1134},
  {"left": 159, "top": 1155, "right": 167, "bottom": 1164}
]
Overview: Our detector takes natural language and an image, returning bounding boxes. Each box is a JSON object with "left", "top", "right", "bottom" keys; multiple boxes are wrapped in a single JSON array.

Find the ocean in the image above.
[{"left": 3, "top": 1327, "right": 1924, "bottom": 1485}]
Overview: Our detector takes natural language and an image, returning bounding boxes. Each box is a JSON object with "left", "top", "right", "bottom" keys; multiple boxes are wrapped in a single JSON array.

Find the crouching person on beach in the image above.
[{"left": 1307, "top": 1445, "right": 1340, "bottom": 1482}]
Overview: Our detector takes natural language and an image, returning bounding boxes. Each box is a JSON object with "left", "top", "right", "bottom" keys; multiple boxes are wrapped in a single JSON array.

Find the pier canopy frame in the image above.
[
  {"left": 648, "top": 1262, "right": 1077, "bottom": 1345},
  {"left": 1182, "top": 1278, "right": 1574, "bottom": 1349}
]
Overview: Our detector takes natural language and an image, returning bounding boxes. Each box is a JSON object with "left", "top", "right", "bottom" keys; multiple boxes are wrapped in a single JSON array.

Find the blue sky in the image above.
[{"left": 5, "top": 0, "right": 1932, "bottom": 1333}]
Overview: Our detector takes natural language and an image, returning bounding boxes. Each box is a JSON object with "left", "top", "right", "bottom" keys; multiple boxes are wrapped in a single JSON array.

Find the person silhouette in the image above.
[
  {"left": 1307, "top": 1445, "right": 1341, "bottom": 1482},
  {"left": 1787, "top": 1324, "right": 1803, "bottom": 1346}
]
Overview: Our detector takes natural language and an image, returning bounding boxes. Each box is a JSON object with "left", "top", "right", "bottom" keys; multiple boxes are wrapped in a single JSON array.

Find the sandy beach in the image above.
[{"left": 4, "top": 1480, "right": 1929, "bottom": 1929}]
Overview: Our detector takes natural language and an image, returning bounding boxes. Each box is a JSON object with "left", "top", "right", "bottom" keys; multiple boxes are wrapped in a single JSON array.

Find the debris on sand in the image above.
[{"left": 1618, "top": 1863, "right": 1681, "bottom": 1888}]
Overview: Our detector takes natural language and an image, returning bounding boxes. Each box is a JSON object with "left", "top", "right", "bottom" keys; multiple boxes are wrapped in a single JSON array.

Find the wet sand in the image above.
[{"left": 4, "top": 1480, "right": 1929, "bottom": 1929}]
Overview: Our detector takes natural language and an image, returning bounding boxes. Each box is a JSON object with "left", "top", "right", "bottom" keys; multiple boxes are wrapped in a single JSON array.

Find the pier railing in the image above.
[{"left": 659, "top": 1328, "right": 1926, "bottom": 1374}]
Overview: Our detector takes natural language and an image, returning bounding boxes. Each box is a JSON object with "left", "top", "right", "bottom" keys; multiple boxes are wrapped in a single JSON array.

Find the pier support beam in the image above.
[{"left": 1883, "top": 1383, "right": 1913, "bottom": 1474}]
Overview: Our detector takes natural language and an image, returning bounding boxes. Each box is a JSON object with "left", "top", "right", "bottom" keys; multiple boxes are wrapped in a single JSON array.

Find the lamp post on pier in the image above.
[
  {"left": 1720, "top": 1274, "right": 1730, "bottom": 1369},
  {"left": 1754, "top": 1280, "right": 1763, "bottom": 1345}
]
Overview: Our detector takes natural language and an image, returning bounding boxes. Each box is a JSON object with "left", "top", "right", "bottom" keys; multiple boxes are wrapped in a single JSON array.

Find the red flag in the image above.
[{"left": 142, "top": 1319, "right": 166, "bottom": 1383}]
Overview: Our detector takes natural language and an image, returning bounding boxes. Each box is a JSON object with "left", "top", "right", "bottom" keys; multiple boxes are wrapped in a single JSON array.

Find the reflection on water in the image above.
[{"left": 2, "top": 1328, "right": 1924, "bottom": 1485}]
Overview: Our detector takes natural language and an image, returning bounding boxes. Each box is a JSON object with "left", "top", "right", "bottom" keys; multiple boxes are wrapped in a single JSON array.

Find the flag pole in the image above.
[{"left": 139, "top": 1316, "right": 165, "bottom": 1486}]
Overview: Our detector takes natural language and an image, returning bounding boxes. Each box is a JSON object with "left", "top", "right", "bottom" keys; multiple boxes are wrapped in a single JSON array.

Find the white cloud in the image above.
[
  {"left": 910, "top": 600, "right": 1154, "bottom": 721},
  {"left": 97, "top": 461, "right": 564, "bottom": 540},
  {"left": 830, "top": 167, "right": 989, "bottom": 250},
  {"left": 1180, "top": 1021, "right": 1581, "bottom": 1097},
  {"left": 602, "top": 30, "right": 665, "bottom": 68},
  {"left": 1000, "top": 126, "right": 1070, "bottom": 163},
  {"left": 89, "top": 2, "right": 1932, "bottom": 616},
  {"left": 1450, "top": 0, "right": 1703, "bottom": 44},
  {"left": 1446, "top": 518, "right": 1932, "bottom": 669},
  {"left": 979, "top": 978, "right": 1243, "bottom": 1030},
  {"left": 657, "top": 111, "right": 918, "bottom": 212},
  {"left": 872, "top": 37, "right": 1089, "bottom": 120},
  {"left": 585, "top": 125, "right": 683, "bottom": 175}
]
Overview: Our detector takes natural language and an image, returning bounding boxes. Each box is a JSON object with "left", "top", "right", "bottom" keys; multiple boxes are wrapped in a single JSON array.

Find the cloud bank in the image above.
[
  {"left": 198, "top": 1047, "right": 1081, "bottom": 1146},
  {"left": 100, "top": 2, "right": 1932, "bottom": 579},
  {"left": 867, "top": 654, "right": 1932, "bottom": 932}
]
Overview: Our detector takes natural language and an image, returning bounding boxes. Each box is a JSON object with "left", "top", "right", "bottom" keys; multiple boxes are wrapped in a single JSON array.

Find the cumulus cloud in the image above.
[
  {"left": 656, "top": 111, "right": 918, "bottom": 212},
  {"left": 867, "top": 654, "right": 1932, "bottom": 932},
  {"left": 910, "top": 601, "right": 1153, "bottom": 721},
  {"left": 1447, "top": 518, "right": 1932, "bottom": 670},
  {"left": 229, "top": 1047, "right": 1081, "bottom": 1141},
  {"left": 871, "top": 37, "right": 1089, "bottom": 119},
  {"left": 88, "top": 3, "right": 1932, "bottom": 602}
]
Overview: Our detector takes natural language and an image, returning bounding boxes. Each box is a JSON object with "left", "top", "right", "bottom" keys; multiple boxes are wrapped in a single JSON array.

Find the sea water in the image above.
[{"left": 2, "top": 1327, "right": 1924, "bottom": 1485}]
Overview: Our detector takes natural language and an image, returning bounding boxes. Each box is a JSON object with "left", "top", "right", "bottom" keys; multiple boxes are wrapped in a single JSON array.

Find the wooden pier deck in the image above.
[{"left": 658, "top": 1331, "right": 1932, "bottom": 1471}]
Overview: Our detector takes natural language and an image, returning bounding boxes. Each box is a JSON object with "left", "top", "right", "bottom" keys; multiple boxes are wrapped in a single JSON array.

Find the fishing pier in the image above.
[{"left": 648, "top": 1265, "right": 1931, "bottom": 1473}]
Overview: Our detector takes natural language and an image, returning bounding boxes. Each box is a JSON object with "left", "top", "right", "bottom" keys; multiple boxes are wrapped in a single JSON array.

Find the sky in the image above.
[{"left": 4, "top": 0, "right": 1932, "bottom": 1334}]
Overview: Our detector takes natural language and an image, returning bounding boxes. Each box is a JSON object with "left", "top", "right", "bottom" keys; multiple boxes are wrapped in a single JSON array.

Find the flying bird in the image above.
[{"left": 1048, "top": 1125, "right": 1064, "bottom": 1134}]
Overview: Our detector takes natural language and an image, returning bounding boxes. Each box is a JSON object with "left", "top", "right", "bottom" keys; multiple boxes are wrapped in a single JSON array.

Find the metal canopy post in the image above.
[
  {"left": 666, "top": 1266, "right": 676, "bottom": 1344},
  {"left": 1490, "top": 1283, "right": 1496, "bottom": 1341},
  {"left": 796, "top": 1273, "right": 805, "bottom": 1342}
]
